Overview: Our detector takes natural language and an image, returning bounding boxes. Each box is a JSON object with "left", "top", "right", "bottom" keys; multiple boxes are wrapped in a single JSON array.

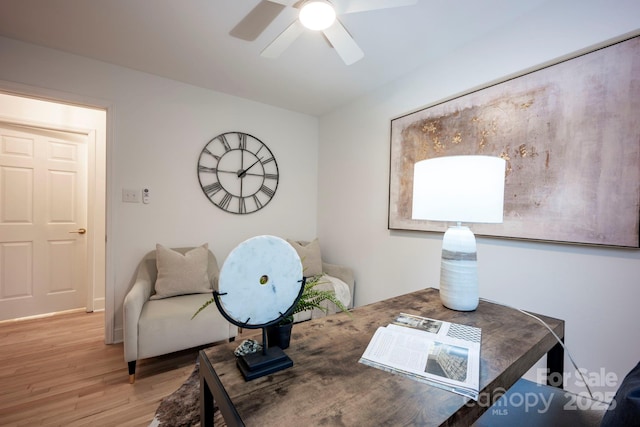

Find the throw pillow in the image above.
[
  {"left": 150, "top": 244, "right": 212, "bottom": 300},
  {"left": 287, "top": 238, "right": 323, "bottom": 276}
]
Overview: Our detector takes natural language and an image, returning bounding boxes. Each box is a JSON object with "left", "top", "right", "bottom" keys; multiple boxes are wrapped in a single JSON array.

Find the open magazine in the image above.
[{"left": 359, "top": 313, "right": 481, "bottom": 400}]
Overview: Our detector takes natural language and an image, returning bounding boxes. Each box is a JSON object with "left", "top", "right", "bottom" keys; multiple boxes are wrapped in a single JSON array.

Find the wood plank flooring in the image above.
[{"left": 0, "top": 310, "right": 212, "bottom": 426}]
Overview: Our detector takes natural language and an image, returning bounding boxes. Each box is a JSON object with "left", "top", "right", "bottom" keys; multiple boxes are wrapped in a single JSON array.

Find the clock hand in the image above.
[
  {"left": 237, "top": 157, "right": 263, "bottom": 178},
  {"left": 239, "top": 171, "right": 263, "bottom": 177}
]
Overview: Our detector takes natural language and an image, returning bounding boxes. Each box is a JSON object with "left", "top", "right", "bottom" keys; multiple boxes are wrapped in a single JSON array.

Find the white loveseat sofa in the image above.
[
  {"left": 123, "top": 240, "right": 354, "bottom": 383},
  {"left": 123, "top": 244, "right": 237, "bottom": 383}
]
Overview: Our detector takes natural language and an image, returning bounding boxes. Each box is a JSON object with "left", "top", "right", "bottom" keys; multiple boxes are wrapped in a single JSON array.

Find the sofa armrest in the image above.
[
  {"left": 322, "top": 262, "right": 355, "bottom": 308},
  {"left": 123, "top": 278, "right": 152, "bottom": 362}
]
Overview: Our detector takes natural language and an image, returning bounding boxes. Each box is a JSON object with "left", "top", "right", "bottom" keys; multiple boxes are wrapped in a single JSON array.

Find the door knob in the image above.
[{"left": 69, "top": 228, "right": 87, "bottom": 234}]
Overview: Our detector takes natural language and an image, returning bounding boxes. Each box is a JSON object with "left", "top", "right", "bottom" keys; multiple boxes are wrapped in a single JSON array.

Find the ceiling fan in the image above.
[{"left": 230, "top": 0, "right": 419, "bottom": 65}]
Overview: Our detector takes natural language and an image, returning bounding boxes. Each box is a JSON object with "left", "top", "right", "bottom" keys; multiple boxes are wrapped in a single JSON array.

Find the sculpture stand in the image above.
[{"left": 236, "top": 327, "right": 292, "bottom": 380}]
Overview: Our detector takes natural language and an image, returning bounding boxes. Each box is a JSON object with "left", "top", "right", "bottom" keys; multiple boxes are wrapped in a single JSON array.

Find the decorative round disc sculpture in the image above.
[
  {"left": 214, "top": 235, "right": 304, "bottom": 381},
  {"left": 217, "top": 235, "right": 304, "bottom": 328}
]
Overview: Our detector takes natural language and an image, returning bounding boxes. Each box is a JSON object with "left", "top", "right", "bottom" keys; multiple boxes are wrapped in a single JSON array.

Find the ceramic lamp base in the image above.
[{"left": 439, "top": 225, "right": 479, "bottom": 311}]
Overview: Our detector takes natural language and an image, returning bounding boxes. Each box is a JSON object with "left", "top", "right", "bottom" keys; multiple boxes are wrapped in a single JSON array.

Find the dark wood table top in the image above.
[{"left": 202, "top": 287, "right": 564, "bottom": 426}]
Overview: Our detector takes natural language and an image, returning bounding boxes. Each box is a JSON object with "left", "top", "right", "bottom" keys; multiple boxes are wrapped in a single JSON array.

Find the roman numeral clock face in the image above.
[{"left": 197, "top": 132, "right": 279, "bottom": 214}]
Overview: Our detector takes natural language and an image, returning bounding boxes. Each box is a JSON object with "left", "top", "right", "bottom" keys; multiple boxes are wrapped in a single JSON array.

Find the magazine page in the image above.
[{"left": 359, "top": 313, "right": 481, "bottom": 400}]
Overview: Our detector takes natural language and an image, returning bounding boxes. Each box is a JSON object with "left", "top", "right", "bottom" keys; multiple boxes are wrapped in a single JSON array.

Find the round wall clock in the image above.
[{"left": 197, "top": 131, "right": 279, "bottom": 214}]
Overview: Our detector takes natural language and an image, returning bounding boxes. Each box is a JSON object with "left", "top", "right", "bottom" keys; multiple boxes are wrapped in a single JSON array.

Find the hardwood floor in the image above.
[{"left": 0, "top": 310, "right": 211, "bottom": 426}]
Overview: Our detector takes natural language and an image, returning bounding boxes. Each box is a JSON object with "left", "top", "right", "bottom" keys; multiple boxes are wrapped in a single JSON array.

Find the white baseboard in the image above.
[
  {"left": 113, "top": 327, "right": 123, "bottom": 344},
  {"left": 92, "top": 297, "right": 105, "bottom": 311}
]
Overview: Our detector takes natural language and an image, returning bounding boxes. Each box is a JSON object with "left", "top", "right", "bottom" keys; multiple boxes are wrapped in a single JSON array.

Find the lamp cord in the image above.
[{"left": 479, "top": 297, "right": 596, "bottom": 400}]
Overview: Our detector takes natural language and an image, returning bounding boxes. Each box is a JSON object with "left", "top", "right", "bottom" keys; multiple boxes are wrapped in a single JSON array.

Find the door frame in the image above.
[{"left": 0, "top": 82, "right": 113, "bottom": 343}]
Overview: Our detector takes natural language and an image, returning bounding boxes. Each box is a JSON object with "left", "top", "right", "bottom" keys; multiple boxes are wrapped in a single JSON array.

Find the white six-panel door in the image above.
[{"left": 0, "top": 123, "right": 88, "bottom": 321}]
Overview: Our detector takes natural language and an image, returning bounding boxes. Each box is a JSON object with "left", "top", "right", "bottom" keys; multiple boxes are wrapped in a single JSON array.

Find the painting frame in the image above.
[{"left": 388, "top": 34, "right": 640, "bottom": 248}]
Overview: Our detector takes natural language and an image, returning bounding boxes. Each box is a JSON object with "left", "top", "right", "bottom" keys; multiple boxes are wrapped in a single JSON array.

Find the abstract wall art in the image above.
[{"left": 389, "top": 35, "right": 640, "bottom": 247}]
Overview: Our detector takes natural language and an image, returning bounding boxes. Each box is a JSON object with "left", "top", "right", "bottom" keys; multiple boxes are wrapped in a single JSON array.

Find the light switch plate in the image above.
[{"left": 122, "top": 189, "right": 140, "bottom": 203}]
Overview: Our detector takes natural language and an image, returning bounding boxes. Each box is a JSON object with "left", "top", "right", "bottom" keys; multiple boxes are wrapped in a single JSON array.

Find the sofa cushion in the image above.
[
  {"left": 138, "top": 293, "right": 229, "bottom": 359},
  {"left": 287, "top": 238, "right": 323, "bottom": 276},
  {"left": 151, "top": 244, "right": 212, "bottom": 300}
]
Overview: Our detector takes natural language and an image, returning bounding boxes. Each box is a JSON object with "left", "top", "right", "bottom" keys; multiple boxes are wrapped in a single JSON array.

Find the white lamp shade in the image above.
[
  {"left": 299, "top": 1, "right": 336, "bottom": 31},
  {"left": 412, "top": 155, "right": 506, "bottom": 224}
]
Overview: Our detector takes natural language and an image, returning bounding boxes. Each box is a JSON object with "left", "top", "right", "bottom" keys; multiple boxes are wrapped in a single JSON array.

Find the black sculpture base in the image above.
[{"left": 236, "top": 346, "right": 293, "bottom": 381}]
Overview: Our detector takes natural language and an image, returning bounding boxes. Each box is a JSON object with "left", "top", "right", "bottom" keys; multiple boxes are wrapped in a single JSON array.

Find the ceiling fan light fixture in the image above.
[{"left": 299, "top": 0, "right": 336, "bottom": 31}]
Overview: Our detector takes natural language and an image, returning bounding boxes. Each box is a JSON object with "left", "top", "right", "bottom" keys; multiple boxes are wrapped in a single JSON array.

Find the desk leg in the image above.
[
  {"left": 546, "top": 339, "right": 564, "bottom": 388},
  {"left": 200, "top": 372, "right": 214, "bottom": 427},
  {"left": 199, "top": 350, "right": 244, "bottom": 427}
]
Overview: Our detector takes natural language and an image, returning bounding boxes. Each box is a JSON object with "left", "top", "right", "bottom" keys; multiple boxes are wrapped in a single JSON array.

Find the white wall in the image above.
[
  {"left": 318, "top": 0, "right": 640, "bottom": 398},
  {"left": 0, "top": 36, "right": 320, "bottom": 342}
]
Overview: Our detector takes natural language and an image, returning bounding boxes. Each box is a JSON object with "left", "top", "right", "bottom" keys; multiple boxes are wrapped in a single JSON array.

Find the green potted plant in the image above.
[
  {"left": 193, "top": 274, "right": 351, "bottom": 349},
  {"left": 267, "top": 274, "right": 351, "bottom": 349}
]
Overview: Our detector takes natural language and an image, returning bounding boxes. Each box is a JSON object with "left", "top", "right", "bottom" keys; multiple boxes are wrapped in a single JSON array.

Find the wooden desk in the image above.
[{"left": 199, "top": 288, "right": 564, "bottom": 426}]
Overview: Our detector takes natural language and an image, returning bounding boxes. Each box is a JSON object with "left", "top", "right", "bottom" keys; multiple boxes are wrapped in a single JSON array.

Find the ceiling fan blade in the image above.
[
  {"left": 322, "top": 20, "right": 364, "bottom": 65},
  {"left": 230, "top": 1, "right": 287, "bottom": 41},
  {"left": 261, "top": 20, "right": 305, "bottom": 58},
  {"left": 337, "top": 0, "right": 418, "bottom": 14}
]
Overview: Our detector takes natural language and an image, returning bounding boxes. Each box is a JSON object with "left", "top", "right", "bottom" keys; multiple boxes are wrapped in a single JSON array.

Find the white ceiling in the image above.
[{"left": 0, "top": 0, "right": 551, "bottom": 116}]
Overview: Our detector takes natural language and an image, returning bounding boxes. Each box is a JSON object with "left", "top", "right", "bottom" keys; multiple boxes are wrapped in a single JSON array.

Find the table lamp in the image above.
[{"left": 412, "top": 155, "right": 506, "bottom": 311}]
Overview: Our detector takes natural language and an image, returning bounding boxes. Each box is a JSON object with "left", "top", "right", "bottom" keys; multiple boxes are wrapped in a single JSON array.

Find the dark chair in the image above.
[
  {"left": 474, "top": 361, "right": 640, "bottom": 427},
  {"left": 473, "top": 379, "right": 605, "bottom": 426}
]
